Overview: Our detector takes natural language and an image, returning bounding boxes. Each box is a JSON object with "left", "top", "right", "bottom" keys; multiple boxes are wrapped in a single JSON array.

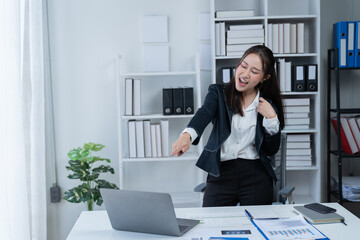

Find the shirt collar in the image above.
[{"left": 244, "top": 90, "right": 260, "bottom": 112}]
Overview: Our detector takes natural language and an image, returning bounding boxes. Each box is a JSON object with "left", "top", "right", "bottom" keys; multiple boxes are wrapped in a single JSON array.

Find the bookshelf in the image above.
[
  {"left": 116, "top": 54, "right": 205, "bottom": 207},
  {"left": 210, "top": 0, "right": 321, "bottom": 203},
  {"left": 327, "top": 48, "right": 360, "bottom": 204}
]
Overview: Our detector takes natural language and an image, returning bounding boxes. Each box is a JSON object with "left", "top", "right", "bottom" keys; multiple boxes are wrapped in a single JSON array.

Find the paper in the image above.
[
  {"left": 142, "top": 15, "right": 168, "bottom": 43},
  {"left": 252, "top": 215, "right": 328, "bottom": 240},
  {"left": 142, "top": 45, "right": 169, "bottom": 72}
]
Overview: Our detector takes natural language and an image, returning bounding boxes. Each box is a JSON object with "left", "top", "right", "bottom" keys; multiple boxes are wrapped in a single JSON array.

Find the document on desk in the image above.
[{"left": 251, "top": 215, "right": 329, "bottom": 240}]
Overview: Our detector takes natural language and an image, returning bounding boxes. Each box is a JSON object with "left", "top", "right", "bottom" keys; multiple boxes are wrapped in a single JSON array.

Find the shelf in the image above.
[
  {"left": 281, "top": 91, "right": 318, "bottom": 96},
  {"left": 120, "top": 71, "right": 197, "bottom": 77},
  {"left": 267, "top": 15, "right": 317, "bottom": 20},
  {"left": 329, "top": 66, "right": 360, "bottom": 71},
  {"left": 329, "top": 151, "right": 360, "bottom": 158},
  {"left": 214, "top": 16, "right": 265, "bottom": 22},
  {"left": 282, "top": 128, "right": 317, "bottom": 134},
  {"left": 120, "top": 114, "right": 195, "bottom": 120},
  {"left": 215, "top": 53, "right": 318, "bottom": 60},
  {"left": 122, "top": 152, "right": 200, "bottom": 162},
  {"left": 274, "top": 53, "right": 318, "bottom": 58},
  {"left": 286, "top": 166, "right": 319, "bottom": 171},
  {"left": 329, "top": 108, "right": 360, "bottom": 114}
]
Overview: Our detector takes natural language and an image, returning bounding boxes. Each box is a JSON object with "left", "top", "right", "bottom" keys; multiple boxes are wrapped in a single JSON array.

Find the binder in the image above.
[
  {"left": 292, "top": 65, "right": 305, "bottom": 92},
  {"left": 222, "top": 67, "right": 231, "bottom": 83},
  {"left": 173, "top": 88, "right": 184, "bottom": 115},
  {"left": 125, "top": 78, "right": 133, "bottom": 115},
  {"left": 355, "top": 21, "right": 360, "bottom": 68},
  {"left": 162, "top": 88, "right": 173, "bottom": 115},
  {"left": 128, "top": 120, "right": 137, "bottom": 158},
  {"left": 183, "top": 87, "right": 194, "bottom": 114},
  {"left": 133, "top": 79, "right": 141, "bottom": 115},
  {"left": 135, "top": 120, "right": 145, "bottom": 158},
  {"left": 333, "top": 21, "right": 348, "bottom": 68},
  {"left": 306, "top": 64, "right": 318, "bottom": 91},
  {"left": 347, "top": 21, "right": 356, "bottom": 68}
]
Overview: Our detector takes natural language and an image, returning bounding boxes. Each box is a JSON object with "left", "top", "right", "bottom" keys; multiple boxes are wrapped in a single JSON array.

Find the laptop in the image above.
[{"left": 100, "top": 188, "right": 200, "bottom": 237}]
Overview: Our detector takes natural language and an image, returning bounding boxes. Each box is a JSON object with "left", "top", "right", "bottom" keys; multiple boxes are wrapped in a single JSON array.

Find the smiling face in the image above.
[{"left": 235, "top": 53, "right": 267, "bottom": 96}]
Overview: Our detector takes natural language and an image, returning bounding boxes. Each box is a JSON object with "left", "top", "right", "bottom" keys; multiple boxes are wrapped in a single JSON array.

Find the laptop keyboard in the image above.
[{"left": 179, "top": 225, "right": 188, "bottom": 232}]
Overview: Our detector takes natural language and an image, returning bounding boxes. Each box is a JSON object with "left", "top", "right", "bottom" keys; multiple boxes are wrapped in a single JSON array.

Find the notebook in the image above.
[
  {"left": 100, "top": 188, "right": 200, "bottom": 236},
  {"left": 293, "top": 206, "right": 345, "bottom": 224}
]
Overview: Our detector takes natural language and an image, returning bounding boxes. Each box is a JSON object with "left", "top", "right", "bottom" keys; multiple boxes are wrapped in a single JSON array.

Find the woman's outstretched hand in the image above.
[{"left": 170, "top": 133, "right": 191, "bottom": 157}]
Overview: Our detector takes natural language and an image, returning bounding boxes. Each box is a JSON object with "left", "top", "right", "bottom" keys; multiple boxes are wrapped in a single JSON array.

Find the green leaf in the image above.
[
  {"left": 88, "top": 156, "right": 111, "bottom": 164},
  {"left": 83, "top": 143, "right": 105, "bottom": 152},
  {"left": 63, "top": 184, "right": 93, "bottom": 203},
  {"left": 92, "top": 165, "right": 114, "bottom": 174},
  {"left": 95, "top": 179, "right": 118, "bottom": 189}
]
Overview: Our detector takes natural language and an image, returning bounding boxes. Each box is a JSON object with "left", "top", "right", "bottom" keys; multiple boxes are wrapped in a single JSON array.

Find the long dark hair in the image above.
[{"left": 224, "top": 45, "right": 285, "bottom": 129}]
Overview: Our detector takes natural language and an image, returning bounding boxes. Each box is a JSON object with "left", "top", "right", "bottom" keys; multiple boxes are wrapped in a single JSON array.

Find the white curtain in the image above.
[{"left": 0, "top": 0, "right": 47, "bottom": 239}]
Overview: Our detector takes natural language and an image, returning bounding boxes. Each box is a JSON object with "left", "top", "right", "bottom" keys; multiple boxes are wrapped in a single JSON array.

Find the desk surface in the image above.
[{"left": 67, "top": 203, "right": 360, "bottom": 240}]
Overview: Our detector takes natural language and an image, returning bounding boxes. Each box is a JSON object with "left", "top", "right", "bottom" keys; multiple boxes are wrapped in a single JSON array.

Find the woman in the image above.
[{"left": 170, "top": 45, "right": 285, "bottom": 207}]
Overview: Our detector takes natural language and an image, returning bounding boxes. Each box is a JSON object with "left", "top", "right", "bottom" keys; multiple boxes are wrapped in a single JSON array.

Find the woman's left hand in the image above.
[{"left": 257, "top": 97, "right": 277, "bottom": 119}]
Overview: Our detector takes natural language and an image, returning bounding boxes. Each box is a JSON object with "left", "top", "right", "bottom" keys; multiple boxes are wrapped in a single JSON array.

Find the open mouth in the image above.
[{"left": 239, "top": 78, "right": 248, "bottom": 85}]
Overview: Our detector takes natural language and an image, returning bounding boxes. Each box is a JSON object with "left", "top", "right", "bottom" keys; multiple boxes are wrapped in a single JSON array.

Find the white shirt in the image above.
[{"left": 183, "top": 91, "right": 279, "bottom": 161}]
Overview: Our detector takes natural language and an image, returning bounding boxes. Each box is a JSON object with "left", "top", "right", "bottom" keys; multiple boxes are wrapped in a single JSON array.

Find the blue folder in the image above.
[
  {"left": 355, "top": 21, "right": 360, "bottom": 68},
  {"left": 347, "top": 21, "right": 356, "bottom": 68},
  {"left": 333, "top": 21, "right": 348, "bottom": 68}
]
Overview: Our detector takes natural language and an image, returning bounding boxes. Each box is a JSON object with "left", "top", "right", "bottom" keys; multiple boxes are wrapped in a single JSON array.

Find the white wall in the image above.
[{"left": 46, "top": 0, "right": 210, "bottom": 239}]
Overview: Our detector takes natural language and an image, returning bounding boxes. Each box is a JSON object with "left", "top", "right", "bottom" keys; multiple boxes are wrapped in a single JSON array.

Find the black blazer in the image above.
[{"left": 187, "top": 84, "right": 280, "bottom": 181}]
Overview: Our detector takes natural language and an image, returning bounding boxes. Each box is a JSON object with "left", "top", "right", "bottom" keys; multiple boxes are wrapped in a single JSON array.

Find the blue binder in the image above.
[
  {"left": 347, "top": 21, "right": 356, "bottom": 68},
  {"left": 333, "top": 21, "right": 348, "bottom": 68},
  {"left": 355, "top": 21, "right": 360, "bottom": 68}
]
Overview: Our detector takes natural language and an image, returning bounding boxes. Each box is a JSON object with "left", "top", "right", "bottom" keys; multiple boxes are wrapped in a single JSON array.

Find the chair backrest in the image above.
[{"left": 273, "top": 132, "right": 288, "bottom": 204}]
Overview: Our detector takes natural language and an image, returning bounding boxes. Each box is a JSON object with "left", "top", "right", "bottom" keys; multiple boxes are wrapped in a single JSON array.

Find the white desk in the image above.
[{"left": 67, "top": 203, "right": 360, "bottom": 240}]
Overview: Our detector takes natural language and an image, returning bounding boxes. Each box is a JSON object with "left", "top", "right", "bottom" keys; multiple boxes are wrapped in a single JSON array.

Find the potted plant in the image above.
[{"left": 63, "top": 142, "right": 118, "bottom": 211}]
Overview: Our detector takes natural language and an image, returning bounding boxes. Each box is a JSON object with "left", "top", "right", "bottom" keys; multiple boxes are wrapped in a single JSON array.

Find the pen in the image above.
[
  {"left": 244, "top": 209, "right": 253, "bottom": 219},
  {"left": 341, "top": 219, "right": 347, "bottom": 226}
]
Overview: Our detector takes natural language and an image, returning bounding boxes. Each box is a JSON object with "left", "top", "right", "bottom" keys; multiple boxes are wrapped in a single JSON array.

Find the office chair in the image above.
[{"left": 194, "top": 133, "right": 295, "bottom": 205}]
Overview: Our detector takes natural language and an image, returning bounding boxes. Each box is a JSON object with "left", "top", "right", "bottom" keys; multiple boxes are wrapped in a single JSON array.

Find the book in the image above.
[
  {"left": 287, "top": 134, "right": 311, "bottom": 142},
  {"left": 227, "top": 29, "right": 264, "bottom": 38},
  {"left": 284, "top": 105, "right": 310, "bottom": 113},
  {"left": 125, "top": 78, "right": 133, "bottom": 115},
  {"left": 287, "top": 142, "right": 311, "bottom": 149},
  {"left": 283, "top": 98, "right": 310, "bottom": 106},
  {"left": 285, "top": 118, "right": 310, "bottom": 125},
  {"left": 293, "top": 206, "right": 344, "bottom": 224},
  {"left": 284, "top": 112, "right": 309, "bottom": 119},
  {"left": 133, "top": 79, "right": 141, "bottom": 115},
  {"left": 150, "top": 124, "right": 157, "bottom": 157},
  {"left": 128, "top": 120, "right": 137, "bottom": 158},
  {"left": 227, "top": 37, "right": 264, "bottom": 45},
  {"left": 229, "top": 24, "right": 263, "bottom": 30},
  {"left": 348, "top": 117, "right": 360, "bottom": 150},
  {"left": 160, "top": 120, "right": 169, "bottom": 157},
  {"left": 287, "top": 148, "right": 311, "bottom": 156},
  {"left": 155, "top": 124, "right": 162, "bottom": 157},
  {"left": 143, "top": 120, "right": 152, "bottom": 157},
  {"left": 215, "top": 10, "right": 254, "bottom": 18},
  {"left": 135, "top": 120, "right": 145, "bottom": 158},
  {"left": 287, "top": 160, "right": 312, "bottom": 167},
  {"left": 297, "top": 23, "right": 305, "bottom": 53},
  {"left": 331, "top": 117, "right": 356, "bottom": 154}
]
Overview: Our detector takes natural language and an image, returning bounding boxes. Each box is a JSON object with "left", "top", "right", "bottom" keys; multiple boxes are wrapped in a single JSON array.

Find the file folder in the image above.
[
  {"left": 162, "top": 88, "right": 173, "bottom": 115},
  {"left": 183, "top": 87, "right": 194, "bottom": 114},
  {"left": 347, "top": 21, "right": 356, "bottom": 68},
  {"left": 333, "top": 21, "right": 348, "bottom": 68},
  {"left": 173, "top": 88, "right": 184, "bottom": 115},
  {"left": 355, "top": 21, "right": 360, "bottom": 68},
  {"left": 292, "top": 65, "right": 305, "bottom": 92},
  {"left": 306, "top": 64, "right": 317, "bottom": 91}
]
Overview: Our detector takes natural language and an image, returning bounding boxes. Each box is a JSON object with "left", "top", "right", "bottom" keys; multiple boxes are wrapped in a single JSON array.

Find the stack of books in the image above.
[
  {"left": 215, "top": 23, "right": 264, "bottom": 57},
  {"left": 267, "top": 23, "right": 304, "bottom": 54},
  {"left": 283, "top": 98, "right": 310, "bottom": 130},
  {"left": 275, "top": 134, "right": 312, "bottom": 167},
  {"left": 128, "top": 120, "right": 169, "bottom": 158}
]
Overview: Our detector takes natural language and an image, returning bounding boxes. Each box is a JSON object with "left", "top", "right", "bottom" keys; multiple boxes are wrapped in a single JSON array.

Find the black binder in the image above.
[
  {"left": 292, "top": 65, "right": 305, "bottom": 92},
  {"left": 162, "top": 88, "right": 173, "bottom": 115},
  {"left": 306, "top": 64, "right": 318, "bottom": 91},
  {"left": 183, "top": 87, "right": 194, "bottom": 114},
  {"left": 173, "top": 88, "right": 184, "bottom": 115}
]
